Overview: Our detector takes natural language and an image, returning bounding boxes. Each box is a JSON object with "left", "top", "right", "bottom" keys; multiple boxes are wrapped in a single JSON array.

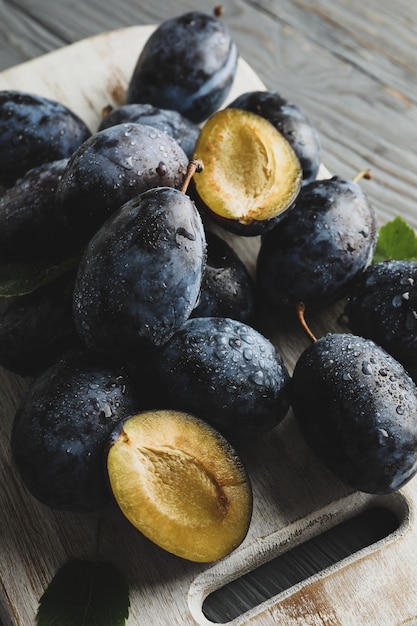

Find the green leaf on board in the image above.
[
  {"left": 373, "top": 215, "right": 417, "bottom": 263},
  {"left": 36, "top": 559, "right": 130, "bottom": 626},
  {"left": 0, "top": 255, "right": 80, "bottom": 297}
]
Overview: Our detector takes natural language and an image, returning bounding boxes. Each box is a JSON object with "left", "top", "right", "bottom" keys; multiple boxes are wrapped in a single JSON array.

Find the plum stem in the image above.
[
  {"left": 353, "top": 169, "right": 373, "bottom": 183},
  {"left": 180, "top": 159, "right": 204, "bottom": 194},
  {"left": 101, "top": 104, "right": 113, "bottom": 119},
  {"left": 296, "top": 302, "right": 317, "bottom": 343}
]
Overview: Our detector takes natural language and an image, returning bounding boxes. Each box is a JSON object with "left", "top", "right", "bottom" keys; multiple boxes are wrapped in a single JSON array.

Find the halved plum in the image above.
[
  {"left": 192, "top": 108, "right": 302, "bottom": 236},
  {"left": 107, "top": 409, "right": 253, "bottom": 562}
]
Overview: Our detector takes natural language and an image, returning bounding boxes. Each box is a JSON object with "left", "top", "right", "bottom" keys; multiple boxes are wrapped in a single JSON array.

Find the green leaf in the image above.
[
  {"left": 373, "top": 215, "right": 417, "bottom": 263},
  {"left": 36, "top": 559, "right": 130, "bottom": 626},
  {"left": 0, "top": 255, "right": 80, "bottom": 297}
]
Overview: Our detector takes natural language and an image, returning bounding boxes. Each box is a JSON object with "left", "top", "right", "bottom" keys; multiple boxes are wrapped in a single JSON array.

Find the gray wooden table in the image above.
[{"left": 1, "top": 1, "right": 417, "bottom": 624}]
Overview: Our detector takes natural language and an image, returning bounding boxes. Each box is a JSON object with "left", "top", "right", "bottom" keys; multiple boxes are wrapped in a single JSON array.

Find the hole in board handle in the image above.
[{"left": 188, "top": 490, "right": 409, "bottom": 625}]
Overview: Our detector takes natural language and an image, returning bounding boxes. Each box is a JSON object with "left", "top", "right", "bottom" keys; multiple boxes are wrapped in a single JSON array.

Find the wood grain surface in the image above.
[
  {"left": 1, "top": 0, "right": 417, "bottom": 227},
  {"left": 0, "top": 2, "right": 417, "bottom": 625}
]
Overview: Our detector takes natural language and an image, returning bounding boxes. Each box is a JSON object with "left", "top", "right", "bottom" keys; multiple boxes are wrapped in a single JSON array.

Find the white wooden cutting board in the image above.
[{"left": 0, "top": 25, "right": 416, "bottom": 626}]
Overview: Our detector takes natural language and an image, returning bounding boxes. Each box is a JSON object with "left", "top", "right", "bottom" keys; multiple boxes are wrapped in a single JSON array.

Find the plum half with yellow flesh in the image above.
[
  {"left": 107, "top": 409, "right": 253, "bottom": 563},
  {"left": 192, "top": 108, "right": 302, "bottom": 236}
]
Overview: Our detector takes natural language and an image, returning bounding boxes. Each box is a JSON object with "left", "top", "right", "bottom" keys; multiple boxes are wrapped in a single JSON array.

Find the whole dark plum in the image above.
[
  {"left": 0, "top": 272, "right": 77, "bottom": 377},
  {"left": 291, "top": 332, "right": 417, "bottom": 494},
  {"left": 126, "top": 11, "right": 238, "bottom": 123},
  {"left": 73, "top": 187, "right": 206, "bottom": 358},
  {"left": 148, "top": 316, "right": 291, "bottom": 436},
  {"left": 228, "top": 90, "right": 321, "bottom": 185},
  {"left": 57, "top": 122, "right": 189, "bottom": 242},
  {"left": 191, "top": 231, "right": 255, "bottom": 324},
  {"left": 0, "top": 90, "right": 91, "bottom": 187},
  {"left": 98, "top": 103, "right": 200, "bottom": 159},
  {"left": 0, "top": 159, "right": 78, "bottom": 263},
  {"left": 11, "top": 348, "right": 138, "bottom": 512},
  {"left": 256, "top": 176, "right": 378, "bottom": 314},
  {"left": 345, "top": 260, "right": 417, "bottom": 378}
]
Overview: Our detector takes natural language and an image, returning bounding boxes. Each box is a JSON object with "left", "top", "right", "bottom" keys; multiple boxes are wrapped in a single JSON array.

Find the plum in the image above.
[
  {"left": 126, "top": 10, "right": 238, "bottom": 123},
  {"left": 0, "top": 90, "right": 90, "bottom": 187},
  {"left": 292, "top": 332, "right": 417, "bottom": 494},
  {"left": 345, "top": 260, "right": 417, "bottom": 378},
  {"left": 191, "top": 231, "right": 255, "bottom": 323},
  {"left": 0, "top": 158, "right": 77, "bottom": 263},
  {"left": 256, "top": 176, "right": 378, "bottom": 314},
  {"left": 98, "top": 103, "right": 200, "bottom": 159},
  {"left": 228, "top": 90, "right": 321, "bottom": 185},
  {"left": 11, "top": 348, "right": 138, "bottom": 512},
  {"left": 72, "top": 186, "right": 206, "bottom": 358},
  {"left": 57, "top": 122, "right": 188, "bottom": 242},
  {"left": 148, "top": 316, "right": 291, "bottom": 435},
  {"left": 107, "top": 409, "right": 252, "bottom": 562},
  {"left": 192, "top": 108, "right": 302, "bottom": 236},
  {"left": 0, "top": 271, "right": 77, "bottom": 377}
]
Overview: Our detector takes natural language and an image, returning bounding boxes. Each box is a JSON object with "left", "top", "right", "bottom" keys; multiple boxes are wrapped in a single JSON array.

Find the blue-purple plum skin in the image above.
[
  {"left": 0, "top": 90, "right": 90, "bottom": 187},
  {"left": 11, "top": 349, "right": 137, "bottom": 512},
  {"left": 73, "top": 187, "right": 206, "bottom": 358},
  {"left": 126, "top": 11, "right": 238, "bottom": 123},
  {"left": 292, "top": 333, "right": 417, "bottom": 495},
  {"left": 149, "top": 316, "right": 291, "bottom": 436}
]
